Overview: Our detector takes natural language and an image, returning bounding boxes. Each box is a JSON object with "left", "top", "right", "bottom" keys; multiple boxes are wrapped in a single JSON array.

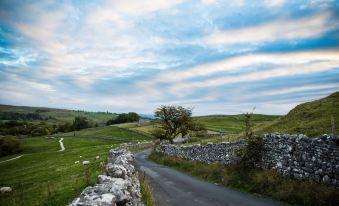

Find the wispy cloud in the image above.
[
  {"left": 0, "top": 0, "right": 338, "bottom": 115},
  {"left": 203, "top": 12, "right": 333, "bottom": 45}
]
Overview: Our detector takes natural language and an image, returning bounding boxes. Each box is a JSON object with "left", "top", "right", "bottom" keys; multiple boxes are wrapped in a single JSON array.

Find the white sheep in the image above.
[
  {"left": 74, "top": 161, "right": 80, "bottom": 164},
  {"left": 95, "top": 156, "right": 100, "bottom": 160},
  {"left": 82, "top": 160, "right": 90, "bottom": 165},
  {"left": 0, "top": 187, "right": 12, "bottom": 194}
]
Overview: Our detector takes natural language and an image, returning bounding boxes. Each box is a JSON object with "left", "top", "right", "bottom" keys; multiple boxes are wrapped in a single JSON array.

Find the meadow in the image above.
[{"left": 0, "top": 128, "right": 151, "bottom": 206}]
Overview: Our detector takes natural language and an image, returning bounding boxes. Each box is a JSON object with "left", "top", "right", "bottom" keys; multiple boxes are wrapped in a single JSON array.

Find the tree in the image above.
[
  {"left": 238, "top": 110, "right": 263, "bottom": 168},
  {"left": 153, "top": 105, "right": 194, "bottom": 144},
  {"left": 73, "top": 116, "right": 90, "bottom": 131}
]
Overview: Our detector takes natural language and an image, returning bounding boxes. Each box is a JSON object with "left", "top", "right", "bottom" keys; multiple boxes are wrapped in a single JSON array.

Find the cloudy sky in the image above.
[{"left": 0, "top": 0, "right": 338, "bottom": 115}]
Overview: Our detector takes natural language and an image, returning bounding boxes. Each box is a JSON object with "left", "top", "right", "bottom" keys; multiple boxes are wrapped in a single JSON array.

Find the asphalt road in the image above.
[{"left": 135, "top": 149, "right": 282, "bottom": 206}]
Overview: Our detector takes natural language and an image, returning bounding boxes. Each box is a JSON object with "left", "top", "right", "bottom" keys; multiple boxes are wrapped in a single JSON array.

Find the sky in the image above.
[{"left": 0, "top": 0, "right": 338, "bottom": 115}]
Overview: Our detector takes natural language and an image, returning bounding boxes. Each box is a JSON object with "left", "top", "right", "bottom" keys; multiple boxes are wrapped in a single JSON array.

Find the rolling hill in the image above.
[
  {"left": 194, "top": 114, "right": 281, "bottom": 132},
  {"left": 254, "top": 91, "right": 339, "bottom": 137}
]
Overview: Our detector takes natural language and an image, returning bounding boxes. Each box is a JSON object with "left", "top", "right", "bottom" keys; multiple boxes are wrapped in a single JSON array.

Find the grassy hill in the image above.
[
  {"left": 194, "top": 114, "right": 281, "bottom": 132},
  {"left": 0, "top": 104, "right": 116, "bottom": 126},
  {"left": 255, "top": 92, "right": 339, "bottom": 137},
  {"left": 0, "top": 126, "right": 151, "bottom": 205}
]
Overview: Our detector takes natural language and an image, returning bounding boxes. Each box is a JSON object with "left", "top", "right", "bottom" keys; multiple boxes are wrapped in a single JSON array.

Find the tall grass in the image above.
[{"left": 139, "top": 172, "right": 155, "bottom": 206}]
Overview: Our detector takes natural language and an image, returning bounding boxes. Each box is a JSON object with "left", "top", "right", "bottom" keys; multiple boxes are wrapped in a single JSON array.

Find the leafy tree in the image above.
[
  {"left": 238, "top": 111, "right": 263, "bottom": 168},
  {"left": 73, "top": 116, "right": 90, "bottom": 131},
  {"left": 153, "top": 105, "right": 194, "bottom": 144}
]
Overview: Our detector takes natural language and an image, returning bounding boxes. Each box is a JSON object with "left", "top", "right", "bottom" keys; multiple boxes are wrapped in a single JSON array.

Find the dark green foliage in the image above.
[
  {"left": 106, "top": 112, "right": 140, "bottom": 125},
  {"left": 153, "top": 105, "right": 195, "bottom": 143},
  {"left": 0, "top": 136, "right": 22, "bottom": 157},
  {"left": 73, "top": 116, "right": 90, "bottom": 131},
  {"left": 238, "top": 112, "right": 264, "bottom": 168},
  {"left": 0, "top": 112, "right": 43, "bottom": 121},
  {"left": 148, "top": 151, "right": 339, "bottom": 206},
  {"left": 255, "top": 92, "right": 339, "bottom": 137}
]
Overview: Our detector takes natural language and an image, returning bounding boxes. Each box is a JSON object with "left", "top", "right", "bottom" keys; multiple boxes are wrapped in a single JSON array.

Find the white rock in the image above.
[
  {"left": 0, "top": 187, "right": 12, "bottom": 194},
  {"left": 82, "top": 160, "right": 90, "bottom": 165}
]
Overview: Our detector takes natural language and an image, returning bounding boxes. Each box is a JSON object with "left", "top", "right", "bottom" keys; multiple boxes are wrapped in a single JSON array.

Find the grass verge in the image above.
[
  {"left": 148, "top": 151, "right": 339, "bottom": 206},
  {"left": 139, "top": 172, "right": 155, "bottom": 206}
]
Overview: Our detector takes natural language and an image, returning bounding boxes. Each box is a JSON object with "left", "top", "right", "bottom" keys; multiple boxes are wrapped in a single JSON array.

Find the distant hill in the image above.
[
  {"left": 0, "top": 104, "right": 116, "bottom": 126},
  {"left": 194, "top": 114, "right": 281, "bottom": 132},
  {"left": 255, "top": 91, "right": 339, "bottom": 137}
]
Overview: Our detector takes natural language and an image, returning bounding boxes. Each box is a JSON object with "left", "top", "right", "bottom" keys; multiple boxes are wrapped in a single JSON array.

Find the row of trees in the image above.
[
  {"left": 0, "top": 116, "right": 95, "bottom": 137},
  {"left": 106, "top": 112, "right": 140, "bottom": 125}
]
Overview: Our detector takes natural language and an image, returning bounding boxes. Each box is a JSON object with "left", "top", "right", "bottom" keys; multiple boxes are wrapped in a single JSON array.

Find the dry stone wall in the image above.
[
  {"left": 155, "top": 134, "right": 339, "bottom": 188},
  {"left": 70, "top": 148, "right": 144, "bottom": 206}
]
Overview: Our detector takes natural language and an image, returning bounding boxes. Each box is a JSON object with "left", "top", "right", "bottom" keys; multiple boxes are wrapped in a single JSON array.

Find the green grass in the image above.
[
  {"left": 113, "top": 122, "right": 139, "bottom": 128},
  {"left": 255, "top": 92, "right": 339, "bottom": 137},
  {"left": 148, "top": 151, "right": 339, "bottom": 206},
  {"left": 0, "top": 137, "right": 123, "bottom": 206},
  {"left": 194, "top": 114, "right": 280, "bottom": 132},
  {"left": 59, "top": 126, "right": 152, "bottom": 141},
  {"left": 139, "top": 173, "right": 155, "bottom": 206}
]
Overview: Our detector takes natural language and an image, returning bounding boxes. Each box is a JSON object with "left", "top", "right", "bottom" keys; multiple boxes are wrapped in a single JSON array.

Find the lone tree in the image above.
[{"left": 152, "top": 105, "right": 195, "bottom": 144}]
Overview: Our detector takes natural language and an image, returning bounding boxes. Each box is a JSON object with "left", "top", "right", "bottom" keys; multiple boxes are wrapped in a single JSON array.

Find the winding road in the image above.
[{"left": 135, "top": 149, "right": 282, "bottom": 206}]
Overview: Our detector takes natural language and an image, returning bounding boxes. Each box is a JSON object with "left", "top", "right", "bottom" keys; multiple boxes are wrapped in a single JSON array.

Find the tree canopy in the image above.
[{"left": 152, "top": 105, "right": 205, "bottom": 143}]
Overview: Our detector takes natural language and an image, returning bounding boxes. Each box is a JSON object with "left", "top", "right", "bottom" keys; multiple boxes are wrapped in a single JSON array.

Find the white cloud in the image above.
[
  {"left": 169, "top": 60, "right": 339, "bottom": 94},
  {"left": 264, "top": 83, "right": 339, "bottom": 96},
  {"left": 203, "top": 12, "right": 333, "bottom": 45},
  {"left": 264, "top": 0, "right": 285, "bottom": 8},
  {"left": 151, "top": 49, "right": 339, "bottom": 83}
]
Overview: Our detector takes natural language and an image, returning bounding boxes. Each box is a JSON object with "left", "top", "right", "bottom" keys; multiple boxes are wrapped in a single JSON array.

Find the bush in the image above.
[{"left": 0, "top": 136, "right": 22, "bottom": 157}]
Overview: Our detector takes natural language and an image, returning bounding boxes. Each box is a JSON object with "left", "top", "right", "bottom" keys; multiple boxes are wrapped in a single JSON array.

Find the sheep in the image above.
[
  {"left": 82, "top": 160, "right": 90, "bottom": 165},
  {"left": 0, "top": 187, "right": 12, "bottom": 194},
  {"left": 74, "top": 161, "right": 80, "bottom": 164},
  {"left": 95, "top": 156, "right": 100, "bottom": 160}
]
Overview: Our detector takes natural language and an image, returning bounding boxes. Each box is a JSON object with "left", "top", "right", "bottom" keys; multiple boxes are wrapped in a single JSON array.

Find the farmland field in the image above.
[{"left": 0, "top": 127, "right": 151, "bottom": 206}]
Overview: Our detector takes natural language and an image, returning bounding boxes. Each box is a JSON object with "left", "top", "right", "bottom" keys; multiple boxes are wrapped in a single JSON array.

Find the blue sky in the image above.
[{"left": 0, "top": 0, "right": 338, "bottom": 115}]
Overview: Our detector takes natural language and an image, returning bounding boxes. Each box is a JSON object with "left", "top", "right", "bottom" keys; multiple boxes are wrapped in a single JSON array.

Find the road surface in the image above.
[{"left": 135, "top": 149, "right": 282, "bottom": 206}]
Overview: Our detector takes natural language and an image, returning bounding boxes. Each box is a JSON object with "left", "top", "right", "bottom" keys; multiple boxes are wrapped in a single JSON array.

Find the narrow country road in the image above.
[{"left": 135, "top": 149, "right": 282, "bottom": 206}]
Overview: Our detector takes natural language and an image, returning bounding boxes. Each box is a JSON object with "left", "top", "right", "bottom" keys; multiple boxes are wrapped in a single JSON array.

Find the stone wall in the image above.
[
  {"left": 156, "top": 141, "right": 245, "bottom": 164},
  {"left": 70, "top": 148, "right": 144, "bottom": 206},
  {"left": 155, "top": 134, "right": 339, "bottom": 188}
]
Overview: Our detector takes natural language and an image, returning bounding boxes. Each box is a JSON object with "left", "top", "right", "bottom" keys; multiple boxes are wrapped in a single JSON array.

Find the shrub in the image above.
[{"left": 0, "top": 136, "right": 22, "bottom": 157}]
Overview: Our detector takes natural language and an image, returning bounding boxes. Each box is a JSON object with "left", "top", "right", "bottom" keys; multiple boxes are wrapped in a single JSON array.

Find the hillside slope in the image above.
[
  {"left": 194, "top": 114, "right": 281, "bottom": 132},
  {"left": 255, "top": 92, "right": 339, "bottom": 137}
]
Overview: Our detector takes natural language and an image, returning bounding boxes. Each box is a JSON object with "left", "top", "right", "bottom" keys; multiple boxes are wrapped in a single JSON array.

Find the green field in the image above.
[
  {"left": 255, "top": 92, "right": 339, "bottom": 137},
  {"left": 194, "top": 114, "right": 280, "bottom": 132},
  {"left": 58, "top": 126, "right": 152, "bottom": 142},
  {"left": 0, "top": 126, "right": 151, "bottom": 206},
  {"left": 0, "top": 104, "right": 116, "bottom": 126}
]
